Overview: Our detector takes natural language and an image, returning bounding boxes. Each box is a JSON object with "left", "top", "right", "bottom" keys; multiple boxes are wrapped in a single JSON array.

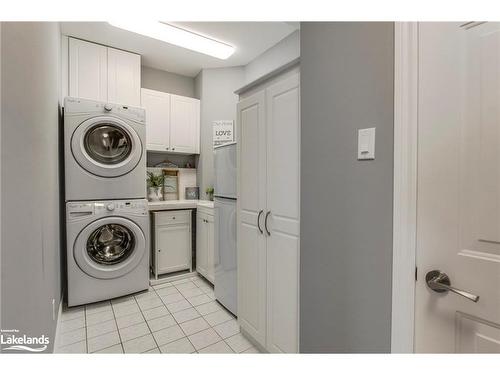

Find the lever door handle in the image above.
[
  {"left": 264, "top": 211, "right": 271, "bottom": 236},
  {"left": 425, "top": 270, "right": 479, "bottom": 303},
  {"left": 257, "top": 210, "right": 263, "bottom": 234}
]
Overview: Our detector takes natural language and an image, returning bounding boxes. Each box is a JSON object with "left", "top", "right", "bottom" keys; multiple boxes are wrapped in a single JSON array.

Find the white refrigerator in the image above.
[{"left": 213, "top": 142, "right": 237, "bottom": 315}]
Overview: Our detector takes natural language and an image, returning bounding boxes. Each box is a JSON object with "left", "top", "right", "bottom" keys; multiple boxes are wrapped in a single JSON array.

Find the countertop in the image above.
[{"left": 147, "top": 199, "right": 214, "bottom": 211}]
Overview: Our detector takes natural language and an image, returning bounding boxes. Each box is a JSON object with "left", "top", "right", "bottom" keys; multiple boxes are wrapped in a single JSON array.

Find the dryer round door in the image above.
[
  {"left": 73, "top": 217, "right": 146, "bottom": 279},
  {"left": 71, "top": 116, "right": 143, "bottom": 178}
]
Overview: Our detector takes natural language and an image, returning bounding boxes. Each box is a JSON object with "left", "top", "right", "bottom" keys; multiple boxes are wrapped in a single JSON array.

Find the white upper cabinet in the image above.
[
  {"left": 68, "top": 37, "right": 141, "bottom": 106},
  {"left": 170, "top": 94, "right": 200, "bottom": 154},
  {"left": 140, "top": 89, "right": 200, "bottom": 154},
  {"left": 141, "top": 88, "right": 171, "bottom": 152},
  {"left": 69, "top": 38, "right": 107, "bottom": 102},
  {"left": 107, "top": 48, "right": 141, "bottom": 106}
]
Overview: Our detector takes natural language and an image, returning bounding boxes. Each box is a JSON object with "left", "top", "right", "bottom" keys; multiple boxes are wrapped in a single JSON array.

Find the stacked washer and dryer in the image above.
[{"left": 64, "top": 97, "right": 149, "bottom": 307}]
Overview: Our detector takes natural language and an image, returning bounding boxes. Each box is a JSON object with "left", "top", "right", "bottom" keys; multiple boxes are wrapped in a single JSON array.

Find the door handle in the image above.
[
  {"left": 257, "top": 210, "right": 263, "bottom": 234},
  {"left": 264, "top": 211, "right": 271, "bottom": 236},
  {"left": 425, "top": 270, "right": 480, "bottom": 303}
]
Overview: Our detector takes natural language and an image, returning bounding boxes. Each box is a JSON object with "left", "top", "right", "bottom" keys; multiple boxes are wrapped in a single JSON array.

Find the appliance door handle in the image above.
[
  {"left": 257, "top": 210, "right": 263, "bottom": 234},
  {"left": 264, "top": 211, "right": 271, "bottom": 236},
  {"left": 425, "top": 270, "right": 480, "bottom": 303}
]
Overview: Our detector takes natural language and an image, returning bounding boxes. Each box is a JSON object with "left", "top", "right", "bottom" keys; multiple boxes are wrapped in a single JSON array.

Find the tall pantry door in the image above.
[
  {"left": 237, "top": 90, "right": 267, "bottom": 347},
  {"left": 265, "top": 72, "right": 300, "bottom": 353}
]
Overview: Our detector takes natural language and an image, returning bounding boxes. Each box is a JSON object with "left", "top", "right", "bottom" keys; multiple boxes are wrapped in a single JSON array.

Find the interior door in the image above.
[
  {"left": 170, "top": 94, "right": 200, "bottom": 154},
  {"left": 237, "top": 90, "right": 267, "bottom": 347},
  {"left": 141, "top": 88, "right": 171, "bottom": 152},
  {"left": 265, "top": 72, "right": 300, "bottom": 353},
  {"left": 69, "top": 38, "right": 107, "bottom": 102},
  {"left": 415, "top": 22, "right": 500, "bottom": 353},
  {"left": 107, "top": 47, "right": 141, "bottom": 106}
]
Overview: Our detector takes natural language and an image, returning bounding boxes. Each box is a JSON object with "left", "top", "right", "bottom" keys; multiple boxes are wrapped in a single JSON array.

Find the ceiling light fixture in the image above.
[{"left": 108, "top": 21, "right": 235, "bottom": 60}]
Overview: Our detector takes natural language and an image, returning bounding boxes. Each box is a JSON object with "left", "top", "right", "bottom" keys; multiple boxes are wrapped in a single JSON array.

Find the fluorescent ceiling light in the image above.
[{"left": 108, "top": 21, "right": 235, "bottom": 60}]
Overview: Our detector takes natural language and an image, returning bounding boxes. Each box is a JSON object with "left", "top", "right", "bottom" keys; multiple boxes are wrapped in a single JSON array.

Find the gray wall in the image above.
[
  {"left": 195, "top": 67, "right": 244, "bottom": 199},
  {"left": 300, "top": 22, "right": 394, "bottom": 353},
  {"left": 141, "top": 66, "right": 196, "bottom": 98},
  {"left": 244, "top": 30, "right": 300, "bottom": 85},
  {"left": 1, "top": 22, "right": 62, "bottom": 352}
]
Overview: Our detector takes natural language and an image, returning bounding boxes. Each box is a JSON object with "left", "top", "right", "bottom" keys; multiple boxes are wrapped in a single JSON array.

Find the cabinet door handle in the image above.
[
  {"left": 257, "top": 210, "right": 263, "bottom": 234},
  {"left": 172, "top": 147, "right": 176, "bottom": 151},
  {"left": 264, "top": 211, "right": 271, "bottom": 236},
  {"left": 166, "top": 147, "right": 169, "bottom": 150}
]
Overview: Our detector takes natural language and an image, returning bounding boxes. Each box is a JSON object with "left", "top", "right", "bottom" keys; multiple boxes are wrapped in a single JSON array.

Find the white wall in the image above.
[
  {"left": 195, "top": 67, "right": 244, "bottom": 199},
  {"left": 243, "top": 30, "right": 300, "bottom": 85},
  {"left": 1, "top": 22, "right": 62, "bottom": 353}
]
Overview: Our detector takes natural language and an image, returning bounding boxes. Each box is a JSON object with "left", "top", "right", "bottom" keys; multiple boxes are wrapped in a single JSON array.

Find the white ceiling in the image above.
[{"left": 60, "top": 22, "right": 299, "bottom": 77}]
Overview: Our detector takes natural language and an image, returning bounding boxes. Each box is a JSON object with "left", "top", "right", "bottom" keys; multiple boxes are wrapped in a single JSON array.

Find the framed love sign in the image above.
[{"left": 213, "top": 120, "right": 234, "bottom": 146}]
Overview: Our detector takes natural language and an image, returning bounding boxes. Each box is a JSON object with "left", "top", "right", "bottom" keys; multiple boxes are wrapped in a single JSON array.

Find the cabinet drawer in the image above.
[
  {"left": 153, "top": 210, "right": 191, "bottom": 226},
  {"left": 197, "top": 206, "right": 214, "bottom": 217}
]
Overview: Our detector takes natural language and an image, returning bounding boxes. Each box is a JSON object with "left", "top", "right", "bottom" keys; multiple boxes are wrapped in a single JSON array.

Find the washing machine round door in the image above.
[
  {"left": 73, "top": 217, "right": 146, "bottom": 279},
  {"left": 71, "top": 116, "right": 143, "bottom": 178}
]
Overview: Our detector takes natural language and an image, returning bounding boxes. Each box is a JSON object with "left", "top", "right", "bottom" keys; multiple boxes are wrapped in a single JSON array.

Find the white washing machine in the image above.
[
  {"left": 64, "top": 97, "right": 146, "bottom": 201},
  {"left": 66, "top": 199, "right": 149, "bottom": 306}
]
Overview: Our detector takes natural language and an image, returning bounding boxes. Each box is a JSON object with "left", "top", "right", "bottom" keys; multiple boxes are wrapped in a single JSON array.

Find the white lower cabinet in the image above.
[
  {"left": 237, "top": 69, "right": 300, "bottom": 353},
  {"left": 196, "top": 208, "right": 215, "bottom": 283},
  {"left": 152, "top": 210, "right": 192, "bottom": 277}
]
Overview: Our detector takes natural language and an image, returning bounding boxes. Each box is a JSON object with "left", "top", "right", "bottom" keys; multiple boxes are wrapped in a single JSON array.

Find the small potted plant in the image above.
[
  {"left": 147, "top": 172, "right": 165, "bottom": 201},
  {"left": 206, "top": 186, "right": 214, "bottom": 201}
]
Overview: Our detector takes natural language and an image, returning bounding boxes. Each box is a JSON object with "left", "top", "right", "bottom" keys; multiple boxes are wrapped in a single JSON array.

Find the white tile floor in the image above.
[{"left": 55, "top": 275, "right": 260, "bottom": 354}]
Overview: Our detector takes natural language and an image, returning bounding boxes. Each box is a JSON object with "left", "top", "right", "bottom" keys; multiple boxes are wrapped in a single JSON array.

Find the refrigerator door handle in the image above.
[{"left": 257, "top": 210, "right": 264, "bottom": 234}]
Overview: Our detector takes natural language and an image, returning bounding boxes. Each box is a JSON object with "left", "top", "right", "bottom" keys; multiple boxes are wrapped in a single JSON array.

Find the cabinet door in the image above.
[
  {"left": 141, "top": 89, "right": 171, "bottom": 152},
  {"left": 107, "top": 47, "right": 141, "bottom": 106},
  {"left": 236, "top": 90, "right": 267, "bottom": 347},
  {"left": 196, "top": 213, "right": 208, "bottom": 278},
  {"left": 69, "top": 38, "right": 107, "bottom": 102},
  {"left": 170, "top": 94, "right": 200, "bottom": 154},
  {"left": 156, "top": 224, "right": 191, "bottom": 274},
  {"left": 206, "top": 214, "right": 215, "bottom": 283},
  {"left": 265, "top": 72, "right": 300, "bottom": 353}
]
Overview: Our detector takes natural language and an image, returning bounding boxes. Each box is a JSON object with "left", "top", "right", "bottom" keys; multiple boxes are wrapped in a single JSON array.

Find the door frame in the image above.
[{"left": 391, "top": 22, "right": 419, "bottom": 353}]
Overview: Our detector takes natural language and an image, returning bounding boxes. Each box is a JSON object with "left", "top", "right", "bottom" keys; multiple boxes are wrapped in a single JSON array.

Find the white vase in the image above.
[{"left": 148, "top": 187, "right": 162, "bottom": 201}]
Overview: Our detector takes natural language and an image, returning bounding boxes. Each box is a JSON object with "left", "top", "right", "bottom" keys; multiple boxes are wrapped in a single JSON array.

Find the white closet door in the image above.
[
  {"left": 170, "top": 94, "right": 200, "bottom": 154},
  {"left": 141, "top": 88, "right": 171, "bottom": 152},
  {"left": 107, "top": 47, "right": 141, "bottom": 106},
  {"left": 69, "top": 38, "right": 107, "bottom": 102},
  {"left": 265, "top": 72, "right": 300, "bottom": 353},
  {"left": 237, "top": 90, "right": 267, "bottom": 347}
]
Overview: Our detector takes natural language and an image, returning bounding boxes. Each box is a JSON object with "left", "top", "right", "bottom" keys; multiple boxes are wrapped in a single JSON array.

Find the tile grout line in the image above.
[
  {"left": 136, "top": 288, "right": 163, "bottom": 353},
  {"left": 109, "top": 299, "right": 126, "bottom": 354}
]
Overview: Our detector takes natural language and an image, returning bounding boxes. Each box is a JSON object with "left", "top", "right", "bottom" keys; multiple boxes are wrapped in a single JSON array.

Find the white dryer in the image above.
[
  {"left": 66, "top": 199, "right": 149, "bottom": 306},
  {"left": 64, "top": 97, "right": 146, "bottom": 201}
]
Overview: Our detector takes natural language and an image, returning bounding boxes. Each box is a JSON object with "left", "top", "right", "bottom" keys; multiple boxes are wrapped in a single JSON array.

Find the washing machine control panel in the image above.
[
  {"left": 94, "top": 200, "right": 148, "bottom": 216},
  {"left": 67, "top": 199, "right": 148, "bottom": 220},
  {"left": 64, "top": 97, "right": 145, "bottom": 123}
]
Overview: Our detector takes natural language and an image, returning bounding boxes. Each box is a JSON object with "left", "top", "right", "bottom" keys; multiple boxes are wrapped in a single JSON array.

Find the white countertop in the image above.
[{"left": 147, "top": 199, "right": 214, "bottom": 211}]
